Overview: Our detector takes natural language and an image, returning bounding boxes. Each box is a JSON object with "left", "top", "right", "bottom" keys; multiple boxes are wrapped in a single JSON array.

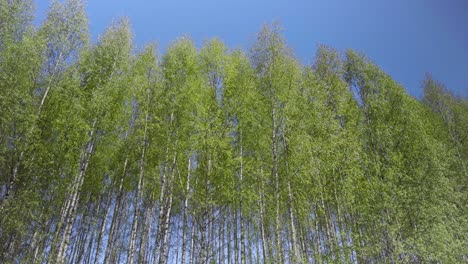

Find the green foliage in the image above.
[
  {"left": 345, "top": 50, "right": 466, "bottom": 262},
  {"left": 0, "top": 3, "right": 466, "bottom": 263}
]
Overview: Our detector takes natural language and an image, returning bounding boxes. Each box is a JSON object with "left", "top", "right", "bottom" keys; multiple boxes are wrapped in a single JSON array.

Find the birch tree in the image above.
[{"left": 55, "top": 18, "right": 132, "bottom": 263}]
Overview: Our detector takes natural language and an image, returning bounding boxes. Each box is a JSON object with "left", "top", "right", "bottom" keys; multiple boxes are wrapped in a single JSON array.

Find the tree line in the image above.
[{"left": 0, "top": 0, "right": 467, "bottom": 263}]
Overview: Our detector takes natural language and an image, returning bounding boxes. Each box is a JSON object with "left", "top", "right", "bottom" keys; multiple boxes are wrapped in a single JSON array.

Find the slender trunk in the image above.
[
  {"left": 271, "top": 109, "right": 282, "bottom": 263},
  {"left": 158, "top": 143, "right": 177, "bottom": 264},
  {"left": 94, "top": 189, "right": 113, "bottom": 263},
  {"left": 145, "top": 201, "right": 157, "bottom": 264},
  {"left": 239, "top": 136, "right": 246, "bottom": 264},
  {"left": 154, "top": 182, "right": 167, "bottom": 264},
  {"left": 259, "top": 168, "right": 269, "bottom": 264},
  {"left": 284, "top": 140, "right": 300, "bottom": 263},
  {"left": 199, "top": 215, "right": 207, "bottom": 263},
  {"left": 334, "top": 182, "right": 350, "bottom": 263},
  {"left": 139, "top": 202, "right": 152, "bottom": 264},
  {"left": 327, "top": 205, "right": 340, "bottom": 261},
  {"left": 128, "top": 138, "right": 148, "bottom": 263},
  {"left": 83, "top": 211, "right": 98, "bottom": 264},
  {"left": 181, "top": 158, "right": 192, "bottom": 264},
  {"left": 189, "top": 220, "right": 195, "bottom": 264},
  {"left": 115, "top": 194, "right": 131, "bottom": 263},
  {"left": 49, "top": 187, "right": 73, "bottom": 260},
  {"left": 208, "top": 206, "right": 215, "bottom": 263},
  {"left": 256, "top": 220, "right": 260, "bottom": 264},
  {"left": 219, "top": 215, "right": 224, "bottom": 264},
  {"left": 29, "top": 211, "right": 45, "bottom": 262},
  {"left": 56, "top": 118, "right": 97, "bottom": 263},
  {"left": 298, "top": 221, "right": 308, "bottom": 263},
  {"left": 72, "top": 198, "right": 91, "bottom": 264},
  {"left": 127, "top": 181, "right": 142, "bottom": 264},
  {"left": 320, "top": 196, "right": 335, "bottom": 256},
  {"left": 56, "top": 173, "right": 83, "bottom": 263},
  {"left": 155, "top": 181, "right": 169, "bottom": 264},
  {"left": 31, "top": 229, "right": 40, "bottom": 263},
  {"left": 313, "top": 205, "right": 322, "bottom": 264},
  {"left": 234, "top": 207, "right": 238, "bottom": 264},
  {"left": 103, "top": 157, "right": 127, "bottom": 264},
  {"left": 159, "top": 189, "right": 173, "bottom": 264},
  {"left": 129, "top": 81, "right": 152, "bottom": 264},
  {"left": 38, "top": 52, "right": 63, "bottom": 114},
  {"left": 84, "top": 200, "right": 100, "bottom": 264},
  {"left": 56, "top": 129, "right": 96, "bottom": 263},
  {"left": 154, "top": 112, "right": 174, "bottom": 264},
  {"left": 111, "top": 193, "right": 129, "bottom": 263},
  {"left": 35, "top": 212, "right": 57, "bottom": 262},
  {"left": 320, "top": 186, "right": 335, "bottom": 261},
  {"left": 287, "top": 180, "right": 300, "bottom": 263},
  {"left": 69, "top": 216, "right": 85, "bottom": 264},
  {"left": 202, "top": 155, "right": 212, "bottom": 264},
  {"left": 247, "top": 215, "right": 253, "bottom": 264},
  {"left": 52, "top": 178, "right": 76, "bottom": 252},
  {"left": 227, "top": 215, "right": 231, "bottom": 264}
]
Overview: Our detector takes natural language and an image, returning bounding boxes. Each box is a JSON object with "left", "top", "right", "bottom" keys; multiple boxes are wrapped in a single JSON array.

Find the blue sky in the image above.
[{"left": 36, "top": 0, "right": 468, "bottom": 98}]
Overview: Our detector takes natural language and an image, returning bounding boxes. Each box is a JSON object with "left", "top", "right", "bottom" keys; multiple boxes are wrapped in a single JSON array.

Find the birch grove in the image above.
[{"left": 1, "top": 1, "right": 467, "bottom": 263}]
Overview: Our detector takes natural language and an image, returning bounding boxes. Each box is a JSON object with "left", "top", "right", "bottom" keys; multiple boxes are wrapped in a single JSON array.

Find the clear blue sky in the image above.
[{"left": 36, "top": 0, "right": 468, "bottom": 98}]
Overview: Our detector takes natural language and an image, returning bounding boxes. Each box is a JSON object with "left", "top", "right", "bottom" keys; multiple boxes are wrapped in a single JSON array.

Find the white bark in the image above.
[
  {"left": 287, "top": 181, "right": 300, "bottom": 263},
  {"left": 259, "top": 168, "right": 269, "bottom": 264},
  {"left": 103, "top": 157, "right": 127, "bottom": 264},
  {"left": 128, "top": 108, "right": 149, "bottom": 264},
  {"left": 94, "top": 189, "right": 113, "bottom": 264},
  {"left": 181, "top": 157, "right": 192, "bottom": 264},
  {"left": 56, "top": 119, "right": 97, "bottom": 263}
]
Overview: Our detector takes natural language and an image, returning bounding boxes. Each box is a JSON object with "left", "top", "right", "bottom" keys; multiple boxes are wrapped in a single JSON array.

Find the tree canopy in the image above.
[{"left": 0, "top": 1, "right": 466, "bottom": 263}]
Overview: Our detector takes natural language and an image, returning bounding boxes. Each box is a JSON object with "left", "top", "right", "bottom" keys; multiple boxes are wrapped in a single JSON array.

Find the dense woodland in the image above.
[{"left": 1, "top": 1, "right": 467, "bottom": 263}]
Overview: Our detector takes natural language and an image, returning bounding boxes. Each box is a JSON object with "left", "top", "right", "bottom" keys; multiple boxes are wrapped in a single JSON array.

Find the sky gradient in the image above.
[{"left": 36, "top": 0, "right": 468, "bottom": 98}]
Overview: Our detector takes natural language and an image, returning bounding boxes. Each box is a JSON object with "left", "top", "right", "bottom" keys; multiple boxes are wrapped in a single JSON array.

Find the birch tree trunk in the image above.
[
  {"left": 158, "top": 141, "right": 177, "bottom": 264},
  {"left": 103, "top": 157, "right": 127, "bottom": 264},
  {"left": 139, "top": 202, "right": 152, "bottom": 264},
  {"left": 181, "top": 158, "right": 192, "bottom": 264},
  {"left": 271, "top": 109, "right": 283, "bottom": 263},
  {"left": 259, "top": 168, "right": 269, "bottom": 264},
  {"left": 189, "top": 221, "right": 195, "bottom": 264},
  {"left": 159, "top": 189, "right": 173, "bottom": 264},
  {"left": 287, "top": 180, "right": 300, "bottom": 263},
  {"left": 128, "top": 109, "right": 149, "bottom": 264},
  {"left": 56, "top": 119, "right": 97, "bottom": 263},
  {"left": 154, "top": 112, "right": 174, "bottom": 264},
  {"left": 94, "top": 188, "right": 113, "bottom": 264},
  {"left": 239, "top": 136, "right": 246, "bottom": 264}
]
